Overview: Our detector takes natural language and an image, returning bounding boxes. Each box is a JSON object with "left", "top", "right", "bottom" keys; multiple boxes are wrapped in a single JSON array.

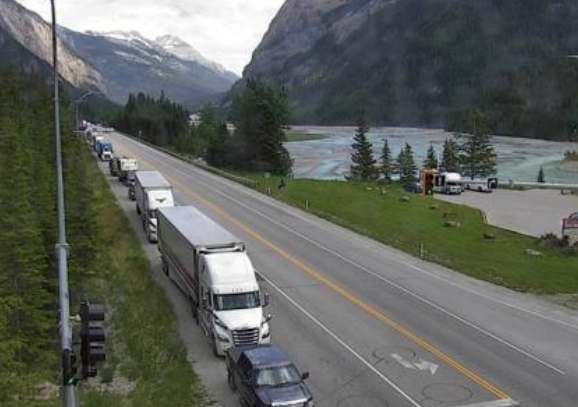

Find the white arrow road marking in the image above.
[
  {"left": 392, "top": 354, "right": 439, "bottom": 375},
  {"left": 414, "top": 359, "right": 439, "bottom": 375},
  {"left": 391, "top": 353, "right": 416, "bottom": 370}
]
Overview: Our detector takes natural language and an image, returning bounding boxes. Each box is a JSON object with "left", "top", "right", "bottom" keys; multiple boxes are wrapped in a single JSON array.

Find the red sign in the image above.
[{"left": 563, "top": 212, "right": 578, "bottom": 229}]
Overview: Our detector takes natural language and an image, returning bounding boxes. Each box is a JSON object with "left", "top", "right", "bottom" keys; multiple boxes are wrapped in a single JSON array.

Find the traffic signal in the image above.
[{"left": 80, "top": 301, "right": 106, "bottom": 378}]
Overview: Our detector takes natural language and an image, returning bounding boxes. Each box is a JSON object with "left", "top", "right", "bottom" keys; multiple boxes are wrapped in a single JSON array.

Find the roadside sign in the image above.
[{"left": 562, "top": 212, "right": 578, "bottom": 245}]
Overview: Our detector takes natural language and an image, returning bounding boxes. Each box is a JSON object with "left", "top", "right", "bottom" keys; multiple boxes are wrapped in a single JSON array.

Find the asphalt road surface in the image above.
[{"left": 100, "top": 132, "right": 578, "bottom": 407}]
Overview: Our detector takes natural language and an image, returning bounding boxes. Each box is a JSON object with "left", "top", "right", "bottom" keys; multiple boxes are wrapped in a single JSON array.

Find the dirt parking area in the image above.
[{"left": 436, "top": 189, "right": 577, "bottom": 237}]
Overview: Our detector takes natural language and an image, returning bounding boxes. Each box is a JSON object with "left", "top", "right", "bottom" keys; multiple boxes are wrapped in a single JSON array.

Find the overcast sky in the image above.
[{"left": 17, "top": 0, "right": 286, "bottom": 75}]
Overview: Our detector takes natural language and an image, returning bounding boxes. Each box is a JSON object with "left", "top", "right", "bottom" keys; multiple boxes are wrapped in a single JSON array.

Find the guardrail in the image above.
[
  {"left": 500, "top": 180, "right": 578, "bottom": 193},
  {"left": 117, "top": 132, "right": 258, "bottom": 188}
]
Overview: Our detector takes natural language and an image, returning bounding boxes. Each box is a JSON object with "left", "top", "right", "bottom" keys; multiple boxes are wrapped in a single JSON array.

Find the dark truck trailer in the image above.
[{"left": 226, "top": 345, "right": 314, "bottom": 407}]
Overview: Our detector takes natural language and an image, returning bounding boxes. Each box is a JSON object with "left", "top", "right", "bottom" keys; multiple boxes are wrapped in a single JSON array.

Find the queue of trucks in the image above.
[{"left": 83, "top": 128, "right": 314, "bottom": 406}]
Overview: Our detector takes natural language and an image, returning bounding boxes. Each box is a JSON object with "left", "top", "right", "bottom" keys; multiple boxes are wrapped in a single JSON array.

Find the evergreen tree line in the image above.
[
  {"left": 349, "top": 110, "right": 497, "bottom": 183},
  {"left": 0, "top": 69, "right": 102, "bottom": 405},
  {"left": 114, "top": 78, "right": 293, "bottom": 176},
  {"left": 113, "top": 91, "right": 189, "bottom": 147}
]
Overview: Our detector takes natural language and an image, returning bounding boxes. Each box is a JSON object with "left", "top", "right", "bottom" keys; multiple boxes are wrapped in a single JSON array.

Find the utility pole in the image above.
[{"left": 50, "top": 1, "right": 77, "bottom": 406}]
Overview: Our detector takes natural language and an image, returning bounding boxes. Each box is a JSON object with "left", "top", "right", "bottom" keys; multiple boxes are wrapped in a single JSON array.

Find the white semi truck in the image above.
[
  {"left": 134, "top": 171, "right": 175, "bottom": 242},
  {"left": 157, "top": 206, "right": 271, "bottom": 357}
]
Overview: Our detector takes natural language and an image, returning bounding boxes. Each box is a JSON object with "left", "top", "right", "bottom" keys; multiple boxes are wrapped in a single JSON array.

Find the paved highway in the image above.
[{"left": 104, "top": 132, "right": 578, "bottom": 407}]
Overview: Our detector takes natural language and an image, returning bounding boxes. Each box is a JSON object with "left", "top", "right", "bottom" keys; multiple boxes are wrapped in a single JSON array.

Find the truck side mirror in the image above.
[
  {"left": 263, "top": 293, "right": 270, "bottom": 307},
  {"left": 301, "top": 371, "right": 310, "bottom": 380},
  {"left": 265, "top": 314, "right": 272, "bottom": 323}
]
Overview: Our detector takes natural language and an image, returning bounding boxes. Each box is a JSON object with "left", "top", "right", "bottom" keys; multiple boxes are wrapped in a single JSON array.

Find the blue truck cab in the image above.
[{"left": 226, "top": 345, "right": 314, "bottom": 407}]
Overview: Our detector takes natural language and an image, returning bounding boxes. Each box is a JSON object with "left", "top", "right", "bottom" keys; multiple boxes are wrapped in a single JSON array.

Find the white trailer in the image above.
[
  {"left": 462, "top": 179, "right": 492, "bottom": 193},
  {"left": 119, "top": 158, "right": 138, "bottom": 183},
  {"left": 157, "top": 206, "right": 271, "bottom": 356},
  {"left": 134, "top": 171, "right": 174, "bottom": 242},
  {"left": 433, "top": 172, "right": 462, "bottom": 195}
]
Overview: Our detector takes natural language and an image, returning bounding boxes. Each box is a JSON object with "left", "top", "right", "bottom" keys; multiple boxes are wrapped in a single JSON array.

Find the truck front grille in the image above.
[{"left": 232, "top": 328, "right": 260, "bottom": 346}]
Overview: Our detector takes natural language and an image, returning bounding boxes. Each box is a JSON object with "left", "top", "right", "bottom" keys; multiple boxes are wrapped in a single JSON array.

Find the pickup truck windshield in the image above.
[
  {"left": 255, "top": 364, "right": 301, "bottom": 387},
  {"left": 213, "top": 291, "right": 260, "bottom": 311}
]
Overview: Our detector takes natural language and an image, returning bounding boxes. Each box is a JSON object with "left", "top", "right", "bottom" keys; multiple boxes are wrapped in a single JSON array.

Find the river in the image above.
[{"left": 285, "top": 126, "right": 578, "bottom": 183}]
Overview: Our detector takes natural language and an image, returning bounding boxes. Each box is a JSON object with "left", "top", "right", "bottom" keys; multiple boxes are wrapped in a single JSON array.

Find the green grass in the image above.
[
  {"left": 78, "top": 150, "right": 208, "bottom": 406},
  {"left": 242, "top": 174, "right": 578, "bottom": 294}
]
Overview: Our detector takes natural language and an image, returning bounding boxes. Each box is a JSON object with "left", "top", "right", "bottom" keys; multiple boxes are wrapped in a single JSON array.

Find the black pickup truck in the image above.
[{"left": 226, "top": 345, "right": 314, "bottom": 407}]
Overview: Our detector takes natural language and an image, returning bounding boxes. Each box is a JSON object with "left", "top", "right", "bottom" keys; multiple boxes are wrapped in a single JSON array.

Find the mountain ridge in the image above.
[{"left": 239, "top": 0, "right": 578, "bottom": 140}]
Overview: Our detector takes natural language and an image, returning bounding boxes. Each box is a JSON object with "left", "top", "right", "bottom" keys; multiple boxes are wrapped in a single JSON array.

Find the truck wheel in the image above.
[
  {"left": 136, "top": 204, "right": 141, "bottom": 215},
  {"left": 161, "top": 258, "right": 169, "bottom": 276},
  {"left": 212, "top": 335, "right": 220, "bottom": 358},
  {"left": 191, "top": 304, "right": 199, "bottom": 324},
  {"left": 228, "top": 371, "right": 237, "bottom": 391}
]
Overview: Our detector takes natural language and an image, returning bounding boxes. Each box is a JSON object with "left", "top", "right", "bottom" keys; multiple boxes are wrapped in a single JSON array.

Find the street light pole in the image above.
[
  {"left": 50, "top": 1, "right": 76, "bottom": 406},
  {"left": 73, "top": 91, "right": 101, "bottom": 131}
]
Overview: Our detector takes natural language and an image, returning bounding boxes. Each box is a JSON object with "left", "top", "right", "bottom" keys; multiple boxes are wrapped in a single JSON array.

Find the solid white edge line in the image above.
[
  {"left": 254, "top": 269, "right": 423, "bottom": 407},
  {"left": 130, "top": 139, "right": 566, "bottom": 375},
  {"left": 456, "top": 398, "right": 519, "bottom": 407}
]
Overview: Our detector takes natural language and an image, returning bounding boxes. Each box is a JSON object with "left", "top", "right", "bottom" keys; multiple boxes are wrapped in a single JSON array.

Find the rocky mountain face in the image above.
[
  {"left": 59, "top": 28, "right": 238, "bottom": 108},
  {"left": 0, "top": 0, "right": 103, "bottom": 89},
  {"left": 241, "top": 0, "right": 578, "bottom": 139}
]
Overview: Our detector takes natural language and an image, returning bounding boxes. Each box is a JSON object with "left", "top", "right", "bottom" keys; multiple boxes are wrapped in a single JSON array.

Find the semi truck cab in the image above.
[{"left": 199, "top": 252, "right": 271, "bottom": 356}]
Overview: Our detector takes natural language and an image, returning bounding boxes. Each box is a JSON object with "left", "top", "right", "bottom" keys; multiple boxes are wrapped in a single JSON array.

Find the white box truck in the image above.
[
  {"left": 134, "top": 171, "right": 175, "bottom": 242},
  {"left": 157, "top": 206, "right": 271, "bottom": 357}
]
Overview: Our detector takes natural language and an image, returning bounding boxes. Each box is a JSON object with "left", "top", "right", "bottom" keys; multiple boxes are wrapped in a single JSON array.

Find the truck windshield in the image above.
[
  {"left": 213, "top": 291, "right": 260, "bottom": 311},
  {"left": 255, "top": 364, "right": 301, "bottom": 387}
]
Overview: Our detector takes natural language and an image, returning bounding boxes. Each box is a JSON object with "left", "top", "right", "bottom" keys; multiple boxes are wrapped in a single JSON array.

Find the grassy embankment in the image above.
[
  {"left": 77, "top": 148, "right": 207, "bottom": 406},
  {"left": 244, "top": 174, "right": 578, "bottom": 294}
]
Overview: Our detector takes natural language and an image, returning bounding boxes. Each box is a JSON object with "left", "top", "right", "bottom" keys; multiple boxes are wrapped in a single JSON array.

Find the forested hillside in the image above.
[
  {"left": 0, "top": 69, "right": 100, "bottom": 404},
  {"left": 238, "top": 0, "right": 578, "bottom": 140},
  {"left": 0, "top": 70, "right": 206, "bottom": 406}
]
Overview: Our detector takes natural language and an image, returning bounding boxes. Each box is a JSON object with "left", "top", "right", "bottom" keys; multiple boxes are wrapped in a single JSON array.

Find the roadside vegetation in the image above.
[
  {"left": 114, "top": 77, "right": 293, "bottom": 176},
  {"left": 243, "top": 175, "right": 578, "bottom": 294},
  {"left": 0, "top": 69, "right": 206, "bottom": 406}
]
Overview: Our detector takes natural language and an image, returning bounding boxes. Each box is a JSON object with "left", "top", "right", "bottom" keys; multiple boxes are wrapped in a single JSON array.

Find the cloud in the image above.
[{"left": 17, "top": 0, "right": 285, "bottom": 74}]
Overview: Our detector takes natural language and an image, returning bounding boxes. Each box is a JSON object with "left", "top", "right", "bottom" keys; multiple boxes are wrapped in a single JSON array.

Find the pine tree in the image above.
[
  {"left": 233, "top": 78, "right": 292, "bottom": 175},
  {"left": 349, "top": 109, "right": 378, "bottom": 181},
  {"left": 424, "top": 144, "right": 438, "bottom": 169},
  {"left": 440, "top": 138, "right": 461, "bottom": 172},
  {"left": 397, "top": 143, "right": 418, "bottom": 183},
  {"left": 380, "top": 138, "right": 393, "bottom": 180},
  {"left": 454, "top": 109, "right": 496, "bottom": 179},
  {"left": 537, "top": 167, "right": 545, "bottom": 183}
]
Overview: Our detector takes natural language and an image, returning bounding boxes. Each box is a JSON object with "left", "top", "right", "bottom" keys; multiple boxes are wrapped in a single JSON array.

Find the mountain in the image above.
[
  {"left": 59, "top": 28, "right": 238, "bottom": 108},
  {"left": 0, "top": 0, "right": 103, "bottom": 90},
  {"left": 154, "top": 35, "right": 238, "bottom": 82},
  {"left": 240, "top": 0, "right": 578, "bottom": 140}
]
